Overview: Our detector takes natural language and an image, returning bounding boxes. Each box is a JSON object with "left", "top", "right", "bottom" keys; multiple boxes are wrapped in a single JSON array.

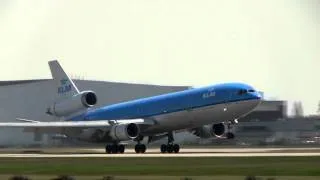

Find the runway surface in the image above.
[{"left": 1, "top": 147, "right": 320, "bottom": 157}]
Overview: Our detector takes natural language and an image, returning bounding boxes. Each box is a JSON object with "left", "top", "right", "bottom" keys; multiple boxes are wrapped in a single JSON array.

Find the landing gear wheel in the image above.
[
  {"left": 160, "top": 144, "right": 180, "bottom": 153},
  {"left": 159, "top": 132, "right": 181, "bottom": 153},
  {"left": 173, "top": 144, "right": 180, "bottom": 153},
  {"left": 135, "top": 144, "right": 147, "bottom": 153},
  {"left": 111, "top": 144, "right": 118, "bottom": 153},
  {"left": 105, "top": 145, "right": 112, "bottom": 154},
  {"left": 140, "top": 144, "right": 146, "bottom": 153},
  {"left": 134, "top": 144, "right": 140, "bottom": 153},
  {"left": 160, "top": 144, "right": 167, "bottom": 153},
  {"left": 105, "top": 144, "right": 126, "bottom": 154},
  {"left": 118, "top": 144, "right": 125, "bottom": 153},
  {"left": 226, "top": 132, "right": 235, "bottom": 139},
  {"left": 167, "top": 144, "right": 173, "bottom": 153}
]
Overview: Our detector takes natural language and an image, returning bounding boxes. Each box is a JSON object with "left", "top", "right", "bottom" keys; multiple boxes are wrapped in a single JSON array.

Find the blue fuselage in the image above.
[{"left": 71, "top": 83, "right": 261, "bottom": 123}]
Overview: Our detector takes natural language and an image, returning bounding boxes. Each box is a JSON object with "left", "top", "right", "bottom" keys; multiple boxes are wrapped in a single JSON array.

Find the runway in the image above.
[{"left": 1, "top": 147, "right": 320, "bottom": 157}]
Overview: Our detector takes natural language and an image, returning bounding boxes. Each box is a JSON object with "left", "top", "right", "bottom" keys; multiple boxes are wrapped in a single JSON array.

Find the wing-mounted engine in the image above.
[
  {"left": 77, "top": 123, "right": 140, "bottom": 142},
  {"left": 46, "top": 91, "right": 97, "bottom": 117},
  {"left": 108, "top": 123, "right": 140, "bottom": 141},
  {"left": 211, "top": 123, "right": 226, "bottom": 137},
  {"left": 191, "top": 125, "right": 213, "bottom": 138},
  {"left": 192, "top": 122, "right": 235, "bottom": 139}
]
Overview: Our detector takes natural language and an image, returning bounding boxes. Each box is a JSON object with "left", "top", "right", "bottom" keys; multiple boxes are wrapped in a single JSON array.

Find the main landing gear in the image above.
[
  {"left": 134, "top": 135, "right": 147, "bottom": 153},
  {"left": 160, "top": 143, "right": 180, "bottom": 153},
  {"left": 105, "top": 144, "right": 125, "bottom": 154},
  {"left": 160, "top": 132, "right": 180, "bottom": 153},
  {"left": 135, "top": 143, "right": 147, "bottom": 153},
  {"left": 133, "top": 133, "right": 181, "bottom": 154},
  {"left": 226, "top": 132, "right": 235, "bottom": 139}
]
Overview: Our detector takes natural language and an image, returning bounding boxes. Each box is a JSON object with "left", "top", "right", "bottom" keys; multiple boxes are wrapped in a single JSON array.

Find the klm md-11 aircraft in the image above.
[{"left": 0, "top": 60, "right": 262, "bottom": 154}]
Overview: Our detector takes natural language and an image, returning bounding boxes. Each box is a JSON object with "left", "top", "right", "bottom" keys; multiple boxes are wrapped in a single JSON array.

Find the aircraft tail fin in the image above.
[{"left": 48, "top": 60, "right": 80, "bottom": 98}]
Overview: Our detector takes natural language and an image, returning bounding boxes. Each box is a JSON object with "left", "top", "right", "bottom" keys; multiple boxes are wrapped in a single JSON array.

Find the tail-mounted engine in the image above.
[{"left": 46, "top": 91, "right": 97, "bottom": 116}]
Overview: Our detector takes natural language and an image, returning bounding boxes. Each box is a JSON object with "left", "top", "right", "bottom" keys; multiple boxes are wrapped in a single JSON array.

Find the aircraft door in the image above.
[
  {"left": 222, "top": 89, "right": 238, "bottom": 122},
  {"left": 223, "top": 89, "right": 233, "bottom": 112}
]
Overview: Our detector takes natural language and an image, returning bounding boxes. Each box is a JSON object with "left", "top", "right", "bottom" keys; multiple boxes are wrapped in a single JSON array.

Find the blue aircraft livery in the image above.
[{"left": 71, "top": 82, "right": 261, "bottom": 121}]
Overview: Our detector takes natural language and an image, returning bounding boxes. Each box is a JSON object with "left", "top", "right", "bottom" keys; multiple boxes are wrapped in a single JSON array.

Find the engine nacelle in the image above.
[
  {"left": 211, "top": 123, "right": 226, "bottom": 137},
  {"left": 192, "top": 123, "right": 233, "bottom": 139},
  {"left": 109, "top": 123, "right": 140, "bottom": 141},
  {"left": 77, "top": 129, "right": 107, "bottom": 142},
  {"left": 77, "top": 123, "right": 140, "bottom": 142},
  {"left": 47, "top": 91, "right": 97, "bottom": 116}
]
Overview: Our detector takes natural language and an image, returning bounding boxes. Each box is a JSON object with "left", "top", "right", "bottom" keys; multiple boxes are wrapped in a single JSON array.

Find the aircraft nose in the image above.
[
  {"left": 251, "top": 91, "right": 262, "bottom": 107},
  {"left": 243, "top": 91, "right": 262, "bottom": 110},
  {"left": 248, "top": 90, "right": 263, "bottom": 101},
  {"left": 254, "top": 92, "right": 262, "bottom": 100}
]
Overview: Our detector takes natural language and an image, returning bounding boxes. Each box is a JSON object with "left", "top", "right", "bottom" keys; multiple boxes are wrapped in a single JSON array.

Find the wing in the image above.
[
  {"left": 0, "top": 118, "right": 151, "bottom": 133},
  {"left": 0, "top": 121, "right": 112, "bottom": 128}
]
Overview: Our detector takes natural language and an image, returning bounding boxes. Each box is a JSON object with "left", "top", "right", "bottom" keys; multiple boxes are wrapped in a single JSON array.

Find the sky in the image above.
[{"left": 0, "top": 0, "right": 319, "bottom": 115}]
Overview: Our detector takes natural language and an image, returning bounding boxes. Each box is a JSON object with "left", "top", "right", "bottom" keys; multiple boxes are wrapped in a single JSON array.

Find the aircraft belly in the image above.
[
  {"left": 143, "top": 104, "right": 226, "bottom": 134},
  {"left": 142, "top": 99, "right": 259, "bottom": 135}
]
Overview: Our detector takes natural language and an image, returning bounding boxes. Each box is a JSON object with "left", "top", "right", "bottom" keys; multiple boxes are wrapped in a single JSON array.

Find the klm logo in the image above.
[
  {"left": 58, "top": 79, "right": 72, "bottom": 94},
  {"left": 202, "top": 90, "right": 216, "bottom": 99},
  {"left": 60, "top": 79, "right": 68, "bottom": 85}
]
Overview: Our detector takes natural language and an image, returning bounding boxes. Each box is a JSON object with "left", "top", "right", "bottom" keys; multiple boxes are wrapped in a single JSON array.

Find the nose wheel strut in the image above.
[{"left": 226, "top": 120, "right": 235, "bottom": 139}]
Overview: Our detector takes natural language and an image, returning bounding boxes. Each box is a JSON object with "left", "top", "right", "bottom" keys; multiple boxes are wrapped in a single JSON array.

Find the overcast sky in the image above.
[{"left": 0, "top": 0, "right": 319, "bottom": 115}]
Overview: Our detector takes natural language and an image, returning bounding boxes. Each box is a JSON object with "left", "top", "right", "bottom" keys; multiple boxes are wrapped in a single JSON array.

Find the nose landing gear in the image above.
[
  {"left": 226, "top": 132, "right": 235, "bottom": 139},
  {"left": 225, "top": 120, "right": 236, "bottom": 139}
]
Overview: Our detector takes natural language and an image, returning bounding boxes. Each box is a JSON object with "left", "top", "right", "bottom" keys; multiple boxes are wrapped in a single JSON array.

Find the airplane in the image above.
[{"left": 0, "top": 60, "right": 262, "bottom": 154}]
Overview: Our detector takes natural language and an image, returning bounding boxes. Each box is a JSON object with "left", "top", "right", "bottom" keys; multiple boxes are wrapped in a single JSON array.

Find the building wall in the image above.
[
  {"left": 239, "top": 100, "right": 287, "bottom": 122},
  {"left": 231, "top": 116, "right": 320, "bottom": 145},
  {"left": 0, "top": 79, "right": 188, "bottom": 146},
  {"left": 183, "top": 100, "right": 320, "bottom": 146}
]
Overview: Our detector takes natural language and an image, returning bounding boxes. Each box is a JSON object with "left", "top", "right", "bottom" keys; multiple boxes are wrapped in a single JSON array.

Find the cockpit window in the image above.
[
  {"left": 238, "top": 89, "right": 255, "bottom": 95},
  {"left": 237, "top": 89, "right": 247, "bottom": 95}
]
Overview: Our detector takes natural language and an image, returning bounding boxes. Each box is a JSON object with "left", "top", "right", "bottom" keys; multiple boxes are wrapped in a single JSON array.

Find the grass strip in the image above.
[{"left": 0, "top": 157, "right": 319, "bottom": 176}]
